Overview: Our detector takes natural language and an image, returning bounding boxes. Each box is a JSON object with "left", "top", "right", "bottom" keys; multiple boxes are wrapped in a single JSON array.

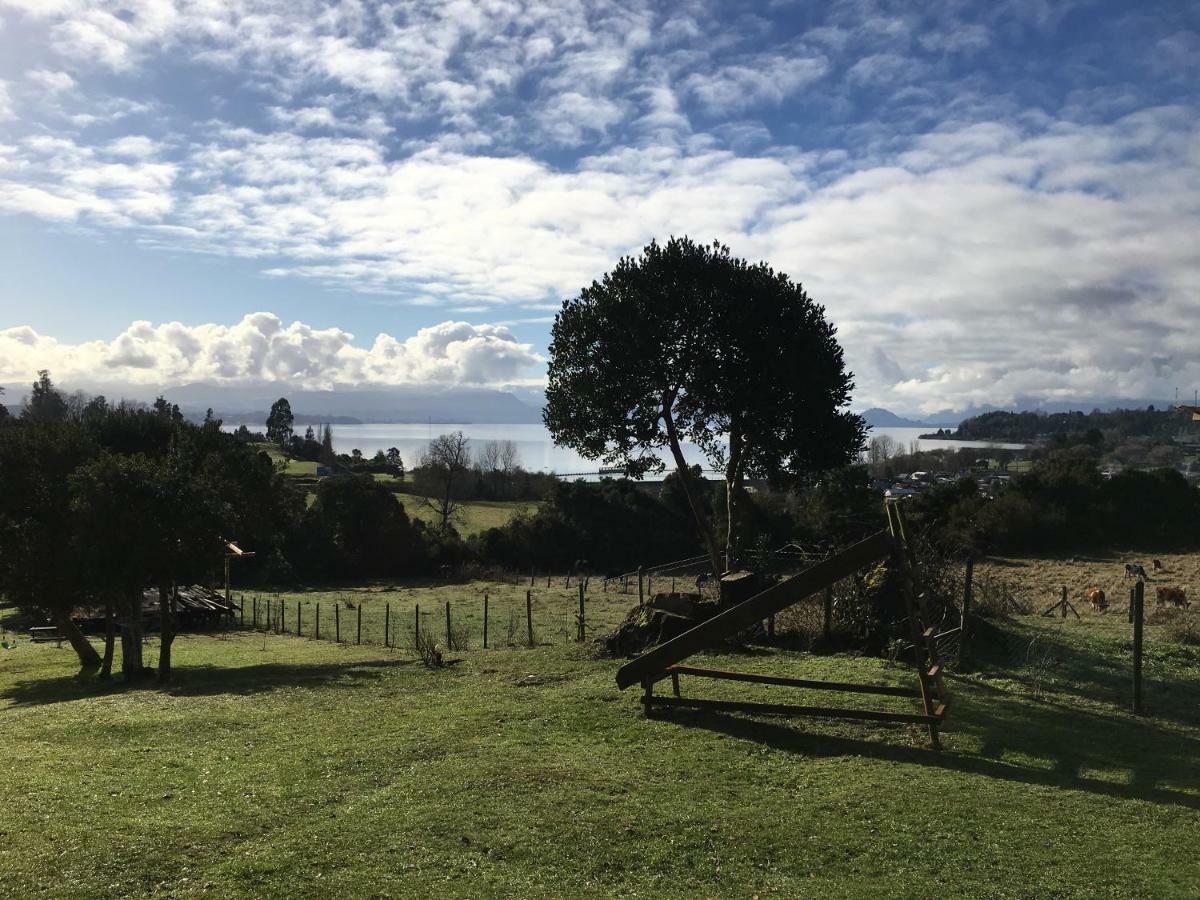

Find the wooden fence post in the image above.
[
  {"left": 823, "top": 585, "right": 833, "bottom": 641},
  {"left": 578, "top": 581, "right": 585, "bottom": 642},
  {"left": 526, "top": 589, "right": 533, "bottom": 647},
  {"left": 384, "top": 603, "right": 390, "bottom": 648},
  {"left": 546, "top": 574, "right": 551, "bottom": 588},
  {"left": 1061, "top": 585, "right": 1068, "bottom": 619},
  {"left": 357, "top": 604, "right": 362, "bottom": 645},
  {"left": 483, "top": 593, "right": 489, "bottom": 649},
  {"left": 671, "top": 577, "right": 676, "bottom": 593},
  {"left": 530, "top": 567, "right": 535, "bottom": 587},
  {"left": 335, "top": 603, "right": 341, "bottom": 643},
  {"left": 959, "top": 557, "right": 974, "bottom": 662},
  {"left": 316, "top": 602, "right": 321, "bottom": 640},
  {"left": 1133, "top": 580, "right": 1144, "bottom": 716},
  {"left": 767, "top": 612, "right": 775, "bottom": 639}
]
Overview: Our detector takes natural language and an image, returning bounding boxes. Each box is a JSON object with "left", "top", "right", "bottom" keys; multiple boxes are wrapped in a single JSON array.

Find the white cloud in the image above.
[
  {"left": 26, "top": 69, "right": 76, "bottom": 93},
  {"left": 0, "top": 81, "right": 12, "bottom": 121},
  {"left": 0, "top": 314, "right": 545, "bottom": 389}
]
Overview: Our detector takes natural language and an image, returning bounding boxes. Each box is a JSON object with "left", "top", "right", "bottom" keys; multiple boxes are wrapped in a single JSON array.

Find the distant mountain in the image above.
[
  {"left": 861, "top": 408, "right": 941, "bottom": 428},
  {"left": 162, "top": 383, "right": 544, "bottom": 425}
]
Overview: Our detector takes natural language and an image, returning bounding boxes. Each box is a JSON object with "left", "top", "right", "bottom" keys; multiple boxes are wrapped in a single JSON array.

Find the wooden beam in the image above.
[
  {"left": 642, "top": 695, "right": 943, "bottom": 725},
  {"left": 667, "top": 665, "right": 921, "bottom": 697},
  {"left": 616, "top": 530, "right": 892, "bottom": 690}
]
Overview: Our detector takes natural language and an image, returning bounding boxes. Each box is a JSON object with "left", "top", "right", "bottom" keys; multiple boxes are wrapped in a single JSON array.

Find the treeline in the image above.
[
  {"left": 909, "top": 449, "right": 1200, "bottom": 554},
  {"left": 952, "top": 407, "right": 1179, "bottom": 443},
  {"left": 0, "top": 373, "right": 464, "bottom": 677}
]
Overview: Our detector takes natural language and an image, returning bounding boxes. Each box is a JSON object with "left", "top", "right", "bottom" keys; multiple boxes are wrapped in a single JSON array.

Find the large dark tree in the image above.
[
  {"left": 545, "top": 237, "right": 864, "bottom": 574},
  {"left": 23, "top": 370, "right": 68, "bottom": 423},
  {"left": 266, "top": 397, "right": 295, "bottom": 447}
]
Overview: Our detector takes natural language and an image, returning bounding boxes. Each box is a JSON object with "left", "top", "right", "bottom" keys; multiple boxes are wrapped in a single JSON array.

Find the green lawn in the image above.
[
  {"left": 400, "top": 498, "right": 541, "bottom": 535},
  {"left": 1, "top": 610, "right": 1198, "bottom": 898}
]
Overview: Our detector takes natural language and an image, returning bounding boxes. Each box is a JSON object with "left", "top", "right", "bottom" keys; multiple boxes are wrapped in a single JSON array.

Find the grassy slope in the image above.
[
  {"left": 398, "top": 498, "right": 541, "bottom": 536},
  {"left": 2, "top": 607, "right": 1199, "bottom": 898}
]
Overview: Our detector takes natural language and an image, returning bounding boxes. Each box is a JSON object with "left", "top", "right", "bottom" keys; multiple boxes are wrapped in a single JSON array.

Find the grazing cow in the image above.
[
  {"left": 695, "top": 572, "right": 712, "bottom": 591},
  {"left": 1156, "top": 586, "right": 1188, "bottom": 608},
  {"left": 1125, "top": 563, "right": 1147, "bottom": 580},
  {"left": 1086, "top": 588, "right": 1107, "bottom": 611},
  {"left": 1153, "top": 559, "right": 1164, "bottom": 571}
]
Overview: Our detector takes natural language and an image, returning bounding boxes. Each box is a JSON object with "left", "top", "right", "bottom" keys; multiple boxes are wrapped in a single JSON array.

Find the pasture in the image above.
[{"left": 3, "top": 555, "right": 1200, "bottom": 898}]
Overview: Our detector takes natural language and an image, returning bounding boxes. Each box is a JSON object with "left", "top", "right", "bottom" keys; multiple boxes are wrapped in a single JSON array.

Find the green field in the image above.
[
  {"left": 399, "top": 498, "right": 541, "bottom": 535},
  {"left": 2, "top": 604, "right": 1198, "bottom": 898}
]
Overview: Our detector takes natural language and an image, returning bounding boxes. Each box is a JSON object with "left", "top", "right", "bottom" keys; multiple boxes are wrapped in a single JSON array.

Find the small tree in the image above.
[
  {"left": 414, "top": 432, "right": 471, "bottom": 533},
  {"left": 546, "top": 237, "right": 864, "bottom": 575},
  {"left": 319, "top": 423, "right": 335, "bottom": 465},
  {"left": 385, "top": 446, "right": 403, "bottom": 475},
  {"left": 266, "top": 397, "right": 294, "bottom": 447}
]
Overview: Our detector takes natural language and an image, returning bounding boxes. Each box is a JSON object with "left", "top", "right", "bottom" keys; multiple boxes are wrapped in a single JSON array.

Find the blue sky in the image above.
[{"left": 0, "top": 0, "right": 1196, "bottom": 414}]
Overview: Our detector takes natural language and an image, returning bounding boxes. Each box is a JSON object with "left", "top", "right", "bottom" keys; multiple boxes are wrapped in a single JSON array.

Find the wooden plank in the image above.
[
  {"left": 667, "top": 665, "right": 921, "bottom": 698},
  {"left": 616, "top": 530, "right": 891, "bottom": 690},
  {"left": 642, "top": 695, "right": 944, "bottom": 725}
]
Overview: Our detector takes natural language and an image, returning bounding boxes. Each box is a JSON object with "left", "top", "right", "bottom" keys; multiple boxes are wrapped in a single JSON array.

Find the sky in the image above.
[{"left": 0, "top": 0, "right": 1197, "bottom": 416}]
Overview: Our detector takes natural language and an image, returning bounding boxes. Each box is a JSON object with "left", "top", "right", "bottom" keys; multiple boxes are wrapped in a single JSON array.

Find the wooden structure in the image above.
[{"left": 615, "top": 501, "right": 951, "bottom": 748}]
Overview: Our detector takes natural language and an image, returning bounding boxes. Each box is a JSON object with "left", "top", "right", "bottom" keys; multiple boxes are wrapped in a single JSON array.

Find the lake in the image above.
[{"left": 227, "top": 423, "right": 1025, "bottom": 476}]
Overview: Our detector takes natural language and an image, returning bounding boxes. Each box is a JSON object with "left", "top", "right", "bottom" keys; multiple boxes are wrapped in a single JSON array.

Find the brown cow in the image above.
[
  {"left": 1156, "top": 586, "right": 1188, "bottom": 608},
  {"left": 1085, "top": 588, "right": 1107, "bottom": 611}
]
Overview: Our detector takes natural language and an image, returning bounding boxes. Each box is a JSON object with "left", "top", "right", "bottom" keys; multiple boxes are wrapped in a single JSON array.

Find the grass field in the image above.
[
  {"left": 3, "top": 570, "right": 1200, "bottom": 897},
  {"left": 978, "top": 551, "right": 1199, "bottom": 616},
  {"left": 242, "top": 576, "right": 646, "bottom": 648},
  {"left": 400, "top": 499, "right": 542, "bottom": 536}
]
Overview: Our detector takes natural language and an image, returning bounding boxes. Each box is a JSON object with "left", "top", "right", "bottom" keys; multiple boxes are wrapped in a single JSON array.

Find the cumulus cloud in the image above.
[{"left": 0, "top": 314, "right": 545, "bottom": 389}]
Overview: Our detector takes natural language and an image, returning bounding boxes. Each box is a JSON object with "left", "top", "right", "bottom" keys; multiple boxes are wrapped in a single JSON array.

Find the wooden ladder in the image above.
[{"left": 885, "top": 500, "right": 950, "bottom": 749}]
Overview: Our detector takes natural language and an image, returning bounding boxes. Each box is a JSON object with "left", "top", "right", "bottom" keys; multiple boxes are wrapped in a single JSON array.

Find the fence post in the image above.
[
  {"left": 1133, "top": 580, "right": 1144, "bottom": 716},
  {"left": 546, "top": 574, "right": 550, "bottom": 588},
  {"left": 526, "top": 589, "right": 533, "bottom": 647},
  {"left": 530, "top": 567, "right": 535, "bottom": 587},
  {"left": 578, "top": 581, "right": 585, "bottom": 642},
  {"left": 671, "top": 577, "right": 676, "bottom": 593},
  {"left": 445, "top": 600, "right": 452, "bottom": 648},
  {"left": 959, "top": 557, "right": 974, "bottom": 663},
  {"left": 1060, "top": 585, "right": 1068, "bottom": 619},
  {"left": 335, "top": 603, "right": 341, "bottom": 643},
  {"left": 483, "top": 593, "right": 489, "bottom": 649},
  {"left": 316, "top": 603, "right": 321, "bottom": 640},
  {"left": 384, "top": 603, "right": 390, "bottom": 648},
  {"left": 415, "top": 603, "right": 420, "bottom": 648},
  {"left": 823, "top": 585, "right": 833, "bottom": 641},
  {"left": 297, "top": 602, "right": 301, "bottom": 636},
  {"left": 357, "top": 604, "right": 362, "bottom": 645}
]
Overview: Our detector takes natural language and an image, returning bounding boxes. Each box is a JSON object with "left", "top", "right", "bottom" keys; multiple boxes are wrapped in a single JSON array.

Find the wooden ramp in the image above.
[{"left": 615, "top": 501, "right": 951, "bottom": 748}]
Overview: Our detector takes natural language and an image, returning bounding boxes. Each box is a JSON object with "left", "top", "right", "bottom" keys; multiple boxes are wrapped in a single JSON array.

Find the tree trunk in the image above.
[
  {"left": 158, "top": 583, "right": 175, "bottom": 684},
  {"left": 51, "top": 608, "right": 101, "bottom": 670},
  {"left": 661, "top": 393, "right": 723, "bottom": 579},
  {"left": 724, "top": 429, "right": 747, "bottom": 572},
  {"left": 121, "top": 589, "right": 146, "bottom": 679},
  {"left": 100, "top": 603, "right": 116, "bottom": 679}
]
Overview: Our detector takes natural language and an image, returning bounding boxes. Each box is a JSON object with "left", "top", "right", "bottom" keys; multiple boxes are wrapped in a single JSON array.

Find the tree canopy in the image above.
[
  {"left": 266, "top": 397, "right": 295, "bottom": 446},
  {"left": 545, "top": 236, "right": 864, "bottom": 573}
]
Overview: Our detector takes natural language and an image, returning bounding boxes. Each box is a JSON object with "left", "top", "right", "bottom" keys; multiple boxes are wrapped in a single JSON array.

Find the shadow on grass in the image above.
[
  {"left": 660, "top": 677, "right": 1200, "bottom": 811},
  {"left": 0, "top": 657, "right": 441, "bottom": 708}
]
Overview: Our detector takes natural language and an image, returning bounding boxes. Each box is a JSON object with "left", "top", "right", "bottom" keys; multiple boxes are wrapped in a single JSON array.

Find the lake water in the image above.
[{"left": 227, "top": 423, "right": 1025, "bottom": 476}]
